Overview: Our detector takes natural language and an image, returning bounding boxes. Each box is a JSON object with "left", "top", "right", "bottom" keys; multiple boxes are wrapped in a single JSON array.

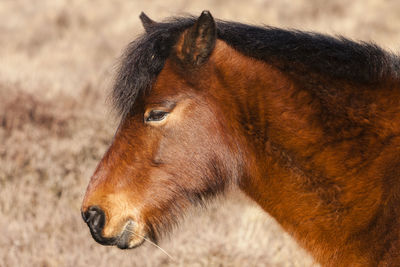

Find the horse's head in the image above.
[{"left": 81, "top": 11, "right": 245, "bottom": 249}]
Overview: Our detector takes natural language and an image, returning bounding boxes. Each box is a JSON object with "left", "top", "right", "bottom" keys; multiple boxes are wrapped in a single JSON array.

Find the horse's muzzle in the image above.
[
  {"left": 81, "top": 206, "right": 145, "bottom": 249},
  {"left": 81, "top": 206, "right": 117, "bottom": 246}
]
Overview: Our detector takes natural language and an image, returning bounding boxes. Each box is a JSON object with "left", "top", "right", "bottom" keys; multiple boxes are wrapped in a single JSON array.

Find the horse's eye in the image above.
[{"left": 145, "top": 110, "right": 169, "bottom": 122}]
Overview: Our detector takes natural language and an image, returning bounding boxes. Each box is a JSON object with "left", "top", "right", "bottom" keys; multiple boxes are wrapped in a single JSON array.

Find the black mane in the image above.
[{"left": 113, "top": 16, "right": 400, "bottom": 118}]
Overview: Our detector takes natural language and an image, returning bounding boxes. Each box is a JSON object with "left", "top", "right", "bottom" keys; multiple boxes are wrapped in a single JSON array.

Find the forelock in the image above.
[{"left": 112, "top": 17, "right": 195, "bottom": 118}]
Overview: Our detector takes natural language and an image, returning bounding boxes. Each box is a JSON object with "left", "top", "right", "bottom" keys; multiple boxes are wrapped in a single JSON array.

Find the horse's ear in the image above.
[
  {"left": 140, "top": 12, "right": 156, "bottom": 33},
  {"left": 175, "top": 10, "right": 217, "bottom": 66}
]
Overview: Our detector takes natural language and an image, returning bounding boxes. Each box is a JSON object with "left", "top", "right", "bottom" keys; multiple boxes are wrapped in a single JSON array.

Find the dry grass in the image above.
[{"left": 1, "top": 0, "right": 399, "bottom": 266}]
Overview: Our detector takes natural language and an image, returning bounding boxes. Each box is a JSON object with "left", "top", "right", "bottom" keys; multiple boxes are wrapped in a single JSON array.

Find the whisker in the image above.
[{"left": 125, "top": 229, "right": 174, "bottom": 260}]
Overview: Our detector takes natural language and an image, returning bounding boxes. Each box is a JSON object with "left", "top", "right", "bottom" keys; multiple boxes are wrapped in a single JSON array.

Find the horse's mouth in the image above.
[{"left": 88, "top": 220, "right": 146, "bottom": 249}]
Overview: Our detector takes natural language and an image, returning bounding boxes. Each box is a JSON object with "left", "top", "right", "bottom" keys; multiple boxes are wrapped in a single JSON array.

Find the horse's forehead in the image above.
[{"left": 147, "top": 60, "right": 187, "bottom": 97}]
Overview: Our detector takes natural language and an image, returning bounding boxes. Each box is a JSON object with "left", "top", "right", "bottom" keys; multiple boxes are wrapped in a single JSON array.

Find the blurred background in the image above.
[{"left": 1, "top": 0, "right": 399, "bottom": 266}]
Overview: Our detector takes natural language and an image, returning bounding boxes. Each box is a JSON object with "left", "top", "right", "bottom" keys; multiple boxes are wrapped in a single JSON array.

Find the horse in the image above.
[{"left": 81, "top": 11, "right": 400, "bottom": 266}]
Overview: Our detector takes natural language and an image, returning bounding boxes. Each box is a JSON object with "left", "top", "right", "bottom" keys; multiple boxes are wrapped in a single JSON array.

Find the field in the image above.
[{"left": 1, "top": 0, "right": 399, "bottom": 266}]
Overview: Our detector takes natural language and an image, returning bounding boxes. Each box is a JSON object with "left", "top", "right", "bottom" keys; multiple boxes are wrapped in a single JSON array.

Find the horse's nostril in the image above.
[
  {"left": 92, "top": 212, "right": 101, "bottom": 227},
  {"left": 83, "top": 206, "right": 106, "bottom": 234}
]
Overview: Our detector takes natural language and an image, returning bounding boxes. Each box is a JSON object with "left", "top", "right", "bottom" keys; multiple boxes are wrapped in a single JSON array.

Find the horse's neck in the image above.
[{"left": 212, "top": 41, "right": 400, "bottom": 266}]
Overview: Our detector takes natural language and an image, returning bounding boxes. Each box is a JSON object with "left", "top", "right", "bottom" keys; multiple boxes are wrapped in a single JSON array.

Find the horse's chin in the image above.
[
  {"left": 115, "top": 220, "right": 147, "bottom": 250},
  {"left": 116, "top": 235, "right": 145, "bottom": 249}
]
